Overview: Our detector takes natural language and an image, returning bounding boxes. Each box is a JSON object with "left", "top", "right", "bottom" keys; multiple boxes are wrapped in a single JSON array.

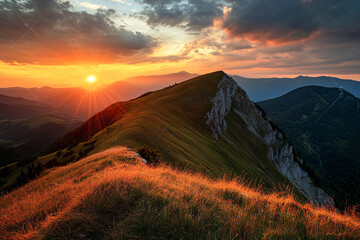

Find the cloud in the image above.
[
  {"left": 225, "top": 40, "right": 253, "bottom": 51},
  {"left": 0, "top": 0, "right": 359, "bottom": 77},
  {"left": 137, "top": 0, "right": 223, "bottom": 31},
  {"left": 80, "top": 2, "right": 108, "bottom": 10},
  {"left": 222, "top": 0, "right": 360, "bottom": 43},
  {"left": 135, "top": 0, "right": 360, "bottom": 45},
  {"left": 0, "top": 0, "right": 157, "bottom": 64},
  {"left": 261, "top": 43, "right": 304, "bottom": 54},
  {"left": 111, "top": 0, "right": 132, "bottom": 6},
  {"left": 167, "top": 0, "right": 359, "bottom": 76}
]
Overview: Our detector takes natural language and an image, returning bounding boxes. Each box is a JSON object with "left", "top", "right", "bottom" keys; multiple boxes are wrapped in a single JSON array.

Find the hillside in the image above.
[
  {"left": 0, "top": 147, "right": 358, "bottom": 239},
  {"left": 258, "top": 86, "right": 360, "bottom": 208},
  {"left": 0, "top": 115, "right": 82, "bottom": 167},
  {"left": 0, "top": 71, "right": 331, "bottom": 207},
  {"left": 0, "top": 94, "right": 47, "bottom": 107},
  {"left": 0, "top": 86, "right": 119, "bottom": 119},
  {"left": 0, "top": 95, "right": 53, "bottom": 120},
  {"left": 233, "top": 75, "right": 360, "bottom": 101}
]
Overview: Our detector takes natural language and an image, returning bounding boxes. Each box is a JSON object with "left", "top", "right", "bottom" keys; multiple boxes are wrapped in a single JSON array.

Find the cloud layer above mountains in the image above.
[{"left": 0, "top": 0, "right": 359, "bottom": 77}]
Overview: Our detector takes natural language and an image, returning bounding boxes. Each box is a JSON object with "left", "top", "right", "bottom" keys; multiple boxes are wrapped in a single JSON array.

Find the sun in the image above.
[{"left": 87, "top": 75, "right": 96, "bottom": 83}]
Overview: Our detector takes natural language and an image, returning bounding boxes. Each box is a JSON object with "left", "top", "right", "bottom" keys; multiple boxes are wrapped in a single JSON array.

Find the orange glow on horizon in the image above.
[{"left": 0, "top": 60, "right": 359, "bottom": 89}]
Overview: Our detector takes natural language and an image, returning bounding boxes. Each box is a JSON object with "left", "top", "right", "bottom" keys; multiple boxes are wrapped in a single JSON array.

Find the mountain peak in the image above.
[
  {"left": 50, "top": 71, "right": 227, "bottom": 152},
  {"left": 205, "top": 73, "right": 238, "bottom": 137},
  {"left": 46, "top": 72, "right": 332, "bottom": 206}
]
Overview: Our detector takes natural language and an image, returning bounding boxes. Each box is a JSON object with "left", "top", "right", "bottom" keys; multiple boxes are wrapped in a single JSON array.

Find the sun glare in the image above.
[{"left": 87, "top": 75, "right": 96, "bottom": 83}]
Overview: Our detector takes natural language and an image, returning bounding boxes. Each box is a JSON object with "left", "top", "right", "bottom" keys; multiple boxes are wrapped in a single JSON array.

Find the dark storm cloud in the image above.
[
  {"left": 222, "top": 0, "right": 316, "bottom": 42},
  {"left": 223, "top": 0, "right": 360, "bottom": 43},
  {"left": 261, "top": 43, "right": 304, "bottom": 54},
  {"left": 138, "top": 0, "right": 223, "bottom": 31},
  {"left": 0, "top": 0, "right": 157, "bottom": 64},
  {"left": 138, "top": 0, "right": 360, "bottom": 45}
]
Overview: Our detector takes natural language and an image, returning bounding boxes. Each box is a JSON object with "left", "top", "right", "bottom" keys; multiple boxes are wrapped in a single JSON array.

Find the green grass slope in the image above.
[
  {"left": 258, "top": 86, "right": 360, "bottom": 208},
  {"left": 0, "top": 148, "right": 358, "bottom": 240},
  {"left": 47, "top": 71, "right": 288, "bottom": 187},
  {"left": 1, "top": 71, "right": 292, "bottom": 195}
]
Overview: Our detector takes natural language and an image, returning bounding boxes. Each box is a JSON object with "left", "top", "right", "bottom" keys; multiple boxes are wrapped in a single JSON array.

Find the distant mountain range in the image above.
[
  {"left": 1, "top": 73, "right": 359, "bottom": 118},
  {"left": 0, "top": 71, "right": 197, "bottom": 119},
  {"left": 233, "top": 75, "right": 360, "bottom": 102},
  {"left": 0, "top": 94, "right": 48, "bottom": 107},
  {"left": 0, "top": 94, "right": 53, "bottom": 120},
  {"left": 259, "top": 86, "right": 360, "bottom": 208}
]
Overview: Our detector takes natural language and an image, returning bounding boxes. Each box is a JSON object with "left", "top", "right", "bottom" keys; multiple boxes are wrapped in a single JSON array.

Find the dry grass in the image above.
[{"left": 0, "top": 147, "right": 359, "bottom": 239}]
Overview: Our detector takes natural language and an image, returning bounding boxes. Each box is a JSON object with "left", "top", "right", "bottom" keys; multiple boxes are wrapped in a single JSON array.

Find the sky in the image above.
[{"left": 0, "top": 0, "right": 359, "bottom": 88}]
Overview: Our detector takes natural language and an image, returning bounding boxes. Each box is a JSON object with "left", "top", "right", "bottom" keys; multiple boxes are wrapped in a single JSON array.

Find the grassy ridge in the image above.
[
  {"left": 0, "top": 147, "right": 358, "bottom": 239},
  {"left": 1, "top": 71, "right": 291, "bottom": 194},
  {"left": 42, "top": 72, "right": 288, "bottom": 188}
]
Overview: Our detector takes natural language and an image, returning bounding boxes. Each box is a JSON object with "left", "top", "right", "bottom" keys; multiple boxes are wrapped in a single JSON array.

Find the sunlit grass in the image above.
[{"left": 0, "top": 147, "right": 359, "bottom": 239}]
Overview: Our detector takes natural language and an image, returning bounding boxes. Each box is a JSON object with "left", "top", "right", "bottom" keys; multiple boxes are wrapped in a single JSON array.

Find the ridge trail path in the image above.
[{"left": 315, "top": 87, "right": 344, "bottom": 124}]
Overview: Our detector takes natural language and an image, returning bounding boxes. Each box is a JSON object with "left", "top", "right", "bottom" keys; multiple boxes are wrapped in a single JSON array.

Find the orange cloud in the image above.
[{"left": 0, "top": 0, "right": 157, "bottom": 65}]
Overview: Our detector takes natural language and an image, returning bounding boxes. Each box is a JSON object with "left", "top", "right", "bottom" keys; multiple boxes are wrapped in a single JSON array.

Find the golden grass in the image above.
[{"left": 0, "top": 147, "right": 359, "bottom": 239}]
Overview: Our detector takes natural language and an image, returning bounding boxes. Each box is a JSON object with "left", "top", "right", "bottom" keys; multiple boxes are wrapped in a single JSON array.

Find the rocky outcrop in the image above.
[
  {"left": 205, "top": 73, "right": 334, "bottom": 206},
  {"left": 205, "top": 74, "right": 238, "bottom": 138},
  {"left": 265, "top": 130, "right": 334, "bottom": 206}
]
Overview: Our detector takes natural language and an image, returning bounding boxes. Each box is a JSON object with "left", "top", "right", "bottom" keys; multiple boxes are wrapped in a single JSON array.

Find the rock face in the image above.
[
  {"left": 264, "top": 131, "right": 334, "bottom": 206},
  {"left": 205, "top": 73, "right": 334, "bottom": 206},
  {"left": 205, "top": 74, "right": 238, "bottom": 138}
]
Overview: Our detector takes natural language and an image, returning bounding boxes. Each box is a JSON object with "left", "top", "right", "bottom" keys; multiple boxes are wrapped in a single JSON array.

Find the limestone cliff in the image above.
[
  {"left": 206, "top": 73, "right": 334, "bottom": 206},
  {"left": 205, "top": 74, "right": 238, "bottom": 138}
]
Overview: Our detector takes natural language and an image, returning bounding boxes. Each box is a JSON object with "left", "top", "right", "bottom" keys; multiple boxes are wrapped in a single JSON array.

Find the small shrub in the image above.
[{"left": 137, "top": 145, "right": 162, "bottom": 166}]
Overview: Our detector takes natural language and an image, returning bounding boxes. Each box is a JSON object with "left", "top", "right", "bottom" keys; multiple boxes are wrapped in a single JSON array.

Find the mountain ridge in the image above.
[
  {"left": 233, "top": 75, "right": 360, "bottom": 102},
  {"left": 258, "top": 85, "right": 360, "bottom": 208},
  {"left": 40, "top": 72, "right": 332, "bottom": 205}
]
